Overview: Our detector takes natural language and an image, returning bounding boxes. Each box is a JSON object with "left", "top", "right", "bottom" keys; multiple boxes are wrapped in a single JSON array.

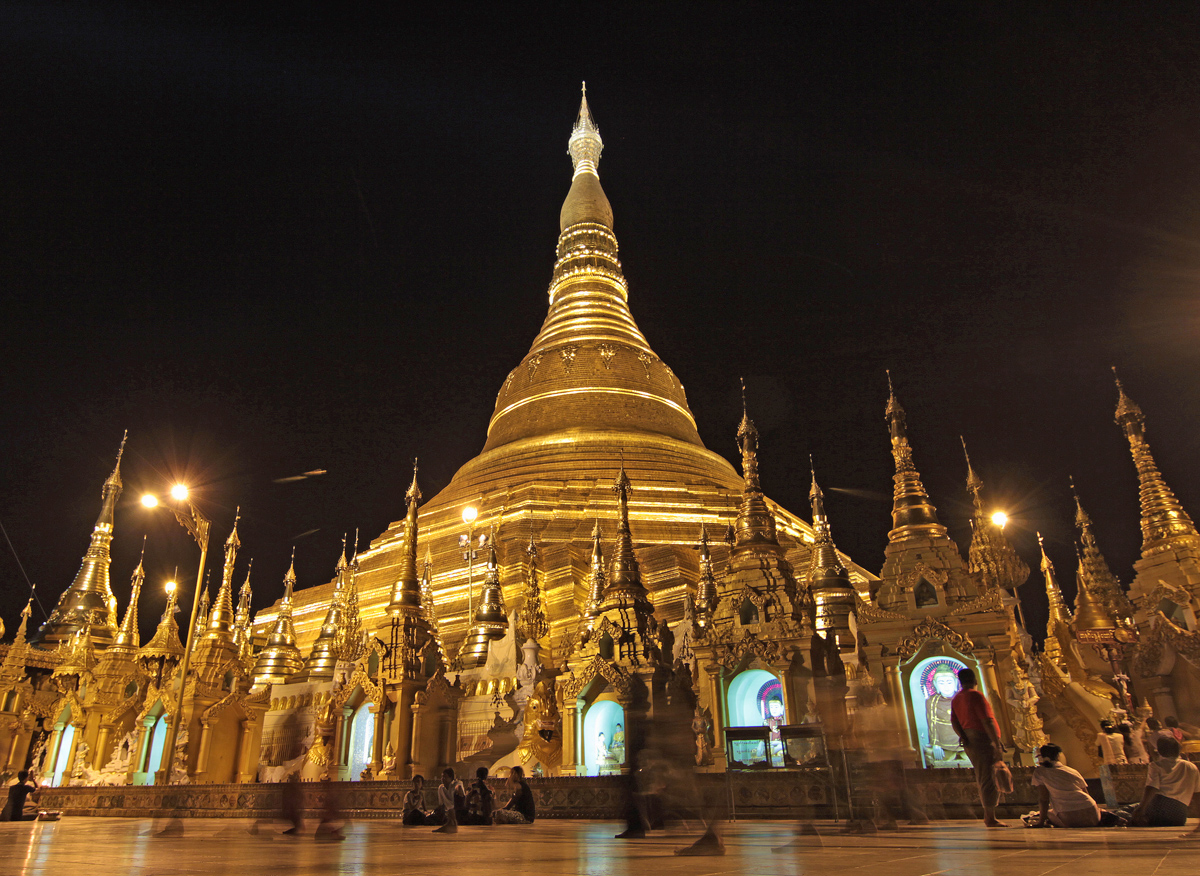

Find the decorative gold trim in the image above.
[{"left": 488, "top": 387, "right": 698, "bottom": 436}]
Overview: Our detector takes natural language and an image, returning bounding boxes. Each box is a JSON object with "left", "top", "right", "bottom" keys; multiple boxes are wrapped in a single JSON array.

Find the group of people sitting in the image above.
[
  {"left": 401, "top": 764, "right": 536, "bottom": 832},
  {"left": 1028, "top": 735, "right": 1199, "bottom": 828}
]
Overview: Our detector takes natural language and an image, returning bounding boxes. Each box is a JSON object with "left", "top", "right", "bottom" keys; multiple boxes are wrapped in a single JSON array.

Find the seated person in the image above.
[
  {"left": 432, "top": 767, "right": 466, "bottom": 833},
  {"left": 1, "top": 771, "right": 39, "bottom": 822},
  {"left": 1027, "top": 744, "right": 1100, "bottom": 828},
  {"left": 460, "top": 766, "right": 494, "bottom": 825},
  {"left": 402, "top": 775, "right": 435, "bottom": 826},
  {"left": 1131, "top": 736, "right": 1200, "bottom": 827},
  {"left": 493, "top": 765, "right": 536, "bottom": 824}
]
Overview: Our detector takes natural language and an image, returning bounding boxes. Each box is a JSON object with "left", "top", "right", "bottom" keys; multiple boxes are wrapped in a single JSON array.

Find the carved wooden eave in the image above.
[
  {"left": 853, "top": 592, "right": 907, "bottom": 625},
  {"left": 331, "top": 667, "right": 383, "bottom": 710},
  {"left": 1133, "top": 611, "right": 1200, "bottom": 678},
  {"left": 896, "top": 616, "right": 974, "bottom": 661},
  {"left": 1134, "top": 581, "right": 1192, "bottom": 613},
  {"left": 949, "top": 588, "right": 1005, "bottom": 616},
  {"left": 561, "top": 655, "right": 631, "bottom": 701},
  {"left": 710, "top": 628, "right": 782, "bottom": 670}
]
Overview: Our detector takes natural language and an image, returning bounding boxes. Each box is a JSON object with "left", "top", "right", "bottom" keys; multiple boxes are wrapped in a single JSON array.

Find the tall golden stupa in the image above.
[{"left": 257, "top": 86, "right": 873, "bottom": 660}]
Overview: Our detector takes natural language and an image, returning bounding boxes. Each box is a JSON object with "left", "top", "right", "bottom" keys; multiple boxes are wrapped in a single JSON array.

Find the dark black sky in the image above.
[{"left": 4, "top": 2, "right": 1200, "bottom": 645}]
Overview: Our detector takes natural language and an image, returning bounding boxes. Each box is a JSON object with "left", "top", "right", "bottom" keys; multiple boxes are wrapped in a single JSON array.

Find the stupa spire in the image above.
[
  {"left": 807, "top": 459, "right": 856, "bottom": 650},
  {"left": 584, "top": 520, "right": 608, "bottom": 620},
  {"left": 303, "top": 538, "right": 352, "bottom": 680},
  {"left": 519, "top": 530, "right": 549, "bottom": 642},
  {"left": 568, "top": 81, "right": 603, "bottom": 179},
  {"left": 34, "top": 433, "right": 128, "bottom": 649},
  {"left": 1039, "top": 533, "right": 1071, "bottom": 627},
  {"left": 233, "top": 558, "right": 254, "bottom": 653},
  {"left": 733, "top": 382, "right": 779, "bottom": 549},
  {"left": 1070, "top": 477, "right": 1133, "bottom": 621},
  {"left": 460, "top": 526, "right": 509, "bottom": 668},
  {"left": 1112, "top": 369, "right": 1200, "bottom": 556},
  {"left": 251, "top": 548, "right": 304, "bottom": 686},
  {"left": 694, "top": 523, "right": 718, "bottom": 624},
  {"left": 481, "top": 87, "right": 704, "bottom": 457},
  {"left": 386, "top": 459, "right": 424, "bottom": 615},
  {"left": 883, "top": 372, "right": 947, "bottom": 538},
  {"left": 603, "top": 465, "right": 653, "bottom": 610},
  {"left": 204, "top": 510, "right": 241, "bottom": 642},
  {"left": 113, "top": 536, "right": 147, "bottom": 649}
]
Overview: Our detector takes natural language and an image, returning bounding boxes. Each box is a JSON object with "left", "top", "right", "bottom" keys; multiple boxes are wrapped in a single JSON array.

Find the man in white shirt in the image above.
[{"left": 1132, "top": 736, "right": 1199, "bottom": 827}]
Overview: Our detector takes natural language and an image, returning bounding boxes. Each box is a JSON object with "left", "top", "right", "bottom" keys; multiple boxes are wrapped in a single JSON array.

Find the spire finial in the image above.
[
  {"left": 568, "top": 83, "right": 603, "bottom": 178},
  {"left": 1113, "top": 366, "right": 1142, "bottom": 423},
  {"left": 961, "top": 435, "right": 983, "bottom": 504},
  {"left": 406, "top": 458, "right": 422, "bottom": 504}
]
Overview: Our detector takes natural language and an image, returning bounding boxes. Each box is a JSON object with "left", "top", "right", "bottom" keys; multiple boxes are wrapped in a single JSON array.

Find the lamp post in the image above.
[
  {"left": 142, "top": 485, "right": 210, "bottom": 784},
  {"left": 460, "top": 506, "right": 479, "bottom": 619}
]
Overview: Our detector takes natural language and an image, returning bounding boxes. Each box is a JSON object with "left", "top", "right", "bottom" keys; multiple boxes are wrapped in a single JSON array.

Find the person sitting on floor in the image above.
[
  {"left": 0, "top": 771, "right": 39, "bottom": 822},
  {"left": 1027, "top": 743, "right": 1101, "bottom": 828},
  {"left": 403, "top": 775, "right": 435, "bottom": 826},
  {"left": 493, "top": 765, "right": 536, "bottom": 824},
  {"left": 1130, "top": 736, "right": 1199, "bottom": 827},
  {"left": 461, "top": 766, "right": 494, "bottom": 825},
  {"left": 432, "top": 767, "right": 466, "bottom": 834}
]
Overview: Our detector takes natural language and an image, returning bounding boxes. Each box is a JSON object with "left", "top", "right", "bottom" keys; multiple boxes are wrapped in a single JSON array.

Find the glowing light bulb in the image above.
[
  {"left": 141, "top": 494, "right": 159, "bottom": 508},
  {"left": 165, "top": 580, "right": 177, "bottom": 595},
  {"left": 462, "top": 506, "right": 478, "bottom": 524},
  {"left": 170, "top": 484, "right": 189, "bottom": 501},
  {"left": 991, "top": 511, "right": 1009, "bottom": 528}
]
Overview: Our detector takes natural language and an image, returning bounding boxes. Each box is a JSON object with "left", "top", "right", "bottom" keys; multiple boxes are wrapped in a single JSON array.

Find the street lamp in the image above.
[
  {"left": 459, "top": 506, "right": 486, "bottom": 619},
  {"left": 142, "top": 484, "right": 211, "bottom": 784},
  {"left": 991, "top": 511, "right": 1009, "bottom": 529}
]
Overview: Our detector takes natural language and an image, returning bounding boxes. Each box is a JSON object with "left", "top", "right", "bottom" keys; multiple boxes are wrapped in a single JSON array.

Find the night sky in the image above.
[{"left": 4, "top": 3, "right": 1200, "bottom": 646}]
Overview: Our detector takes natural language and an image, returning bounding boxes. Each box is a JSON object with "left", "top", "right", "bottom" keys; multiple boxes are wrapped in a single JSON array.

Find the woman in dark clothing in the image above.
[{"left": 494, "top": 765, "right": 536, "bottom": 824}]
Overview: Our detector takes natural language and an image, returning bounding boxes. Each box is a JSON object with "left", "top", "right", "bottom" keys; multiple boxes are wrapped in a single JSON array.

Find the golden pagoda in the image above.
[
  {"left": 33, "top": 433, "right": 127, "bottom": 650},
  {"left": 251, "top": 550, "right": 305, "bottom": 687},
  {"left": 256, "top": 85, "right": 876, "bottom": 663}
]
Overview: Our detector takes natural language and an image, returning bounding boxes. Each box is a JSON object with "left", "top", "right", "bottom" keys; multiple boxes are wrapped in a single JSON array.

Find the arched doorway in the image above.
[
  {"left": 346, "top": 702, "right": 374, "bottom": 780},
  {"left": 906, "top": 654, "right": 971, "bottom": 769},
  {"left": 50, "top": 723, "right": 76, "bottom": 787},
  {"left": 581, "top": 698, "right": 624, "bottom": 776},
  {"left": 726, "top": 668, "right": 785, "bottom": 766}
]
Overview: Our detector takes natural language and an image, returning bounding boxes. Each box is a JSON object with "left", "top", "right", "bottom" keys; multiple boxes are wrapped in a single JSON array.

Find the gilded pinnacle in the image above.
[
  {"left": 961, "top": 436, "right": 983, "bottom": 506},
  {"left": 568, "top": 81, "right": 603, "bottom": 178}
]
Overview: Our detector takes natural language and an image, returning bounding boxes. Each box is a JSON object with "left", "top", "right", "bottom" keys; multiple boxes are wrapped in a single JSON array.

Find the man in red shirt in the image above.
[{"left": 950, "top": 667, "right": 1007, "bottom": 827}]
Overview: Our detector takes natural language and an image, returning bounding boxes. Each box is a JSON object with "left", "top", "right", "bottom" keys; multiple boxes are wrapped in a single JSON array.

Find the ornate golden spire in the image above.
[
  {"left": 336, "top": 533, "right": 366, "bottom": 663},
  {"left": 962, "top": 438, "right": 1029, "bottom": 592},
  {"left": 34, "top": 433, "right": 128, "bottom": 649},
  {"left": 252, "top": 549, "right": 304, "bottom": 686},
  {"left": 190, "top": 582, "right": 209, "bottom": 652},
  {"left": 481, "top": 88, "right": 702, "bottom": 456},
  {"left": 138, "top": 581, "right": 185, "bottom": 680},
  {"left": 113, "top": 536, "right": 147, "bottom": 649},
  {"left": 459, "top": 527, "right": 509, "bottom": 668},
  {"left": 387, "top": 460, "right": 424, "bottom": 615},
  {"left": 1039, "top": 533, "right": 1071, "bottom": 625},
  {"left": 694, "top": 523, "right": 718, "bottom": 624},
  {"left": 807, "top": 459, "right": 855, "bottom": 650},
  {"left": 1038, "top": 533, "right": 1071, "bottom": 669},
  {"left": 518, "top": 530, "right": 549, "bottom": 642},
  {"left": 603, "top": 465, "right": 653, "bottom": 611},
  {"left": 733, "top": 383, "right": 779, "bottom": 549},
  {"left": 1072, "top": 557, "right": 1117, "bottom": 634},
  {"left": 883, "top": 372, "right": 947, "bottom": 538},
  {"left": 962, "top": 436, "right": 983, "bottom": 511},
  {"left": 420, "top": 547, "right": 443, "bottom": 651},
  {"left": 1070, "top": 477, "right": 1133, "bottom": 621},
  {"left": 1112, "top": 369, "right": 1200, "bottom": 556},
  {"left": 303, "top": 539, "right": 351, "bottom": 680},
  {"left": 583, "top": 520, "right": 608, "bottom": 620},
  {"left": 568, "top": 81, "right": 603, "bottom": 180},
  {"left": 233, "top": 559, "right": 253, "bottom": 654},
  {"left": 204, "top": 510, "right": 241, "bottom": 642}
]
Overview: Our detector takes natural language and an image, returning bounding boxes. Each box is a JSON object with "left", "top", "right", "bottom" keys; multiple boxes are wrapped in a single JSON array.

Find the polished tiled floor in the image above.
[{"left": 2, "top": 817, "right": 1198, "bottom": 876}]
